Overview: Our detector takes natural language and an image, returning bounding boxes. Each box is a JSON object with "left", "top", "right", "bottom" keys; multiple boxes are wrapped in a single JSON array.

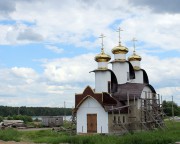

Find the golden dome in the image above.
[
  {"left": 128, "top": 52, "right": 141, "bottom": 61},
  {"left": 95, "top": 50, "right": 111, "bottom": 62},
  {"left": 112, "top": 44, "right": 128, "bottom": 54}
]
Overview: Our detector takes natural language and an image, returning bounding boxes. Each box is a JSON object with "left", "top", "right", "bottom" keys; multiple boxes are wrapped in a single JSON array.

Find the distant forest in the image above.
[{"left": 0, "top": 106, "right": 72, "bottom": 117}]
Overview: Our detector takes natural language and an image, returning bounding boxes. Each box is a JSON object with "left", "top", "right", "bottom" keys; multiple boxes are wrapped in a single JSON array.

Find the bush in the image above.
[
  {"left": 13, "top": 115, "right": 32, "bottom": 123},
  {"left": 7, "top": 116, "right": 13, "bottom": 120},
  {"left": 0, "top": 116, "right": 3, "bottom": 122}
]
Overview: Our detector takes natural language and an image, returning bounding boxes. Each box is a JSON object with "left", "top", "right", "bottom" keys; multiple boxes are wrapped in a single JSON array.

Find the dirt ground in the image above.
[
  {"left": 0, "top": 141, "right": 36, "bottom": 144},
  {"left": 0, "top": 140, "right": 69, "bottom": 144}
]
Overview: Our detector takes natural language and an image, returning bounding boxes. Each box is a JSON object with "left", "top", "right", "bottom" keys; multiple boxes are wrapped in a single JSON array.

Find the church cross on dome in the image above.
[
  {"left": 116, "top": 27, "right": 123, "bottom": 45},
  {"left": 132, "top": 37, "right": 137, "bottom": 53},
  {"left": 99, "top": 33, "right": 105, "bottom": 53}
]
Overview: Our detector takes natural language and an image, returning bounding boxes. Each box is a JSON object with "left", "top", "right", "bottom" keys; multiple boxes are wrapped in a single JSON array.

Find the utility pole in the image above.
[
  {"left": 172, "top": 96, "right": 174, "bottom": 120},
  {"left": 18, "top": 107, "right": 20, "bottom": 115},
  {"left": 64, "top": 101, "right": 66, "bottom": 121}
]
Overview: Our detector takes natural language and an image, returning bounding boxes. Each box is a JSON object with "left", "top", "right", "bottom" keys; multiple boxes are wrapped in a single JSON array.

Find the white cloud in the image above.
[
  {"left": 156, "top": 87, "right": 180, "bottom": 105},
  {"left": 17, "top": 28, "right": 43, "bottom": 41},
  {"left": 141, "top": 54, "right": 180, "bottom": 86},
  {"left": 0, "top": 0, "right": 180, "bottom": 107},
  {"left": 45, "top": 45, "right": 64, "bottom": 54},
  {"left": 0, "top": 52, "right": 180, "bottom": 107},
  {"left": 11, "top": 67, "right": 38, "bottom": 79},
  {"left": 0, "top": 0, "right": 133, "bottom": 46},
  {"left": 0, "top": 23, "right": 43, "bottom": 44},
  {"left": 0, "top": 0, "right": 179, "bottom": 51},
  {"left": 120, "top": 13, "right": 180, "bottom": 51},
  {"left": 0, "top": 53, "right": 97, "bottom": 107},
  {"left": 42, "top": 53, "right": 96, "bottom": 84},
  {"left": 0, "top": 0, "right": 16, "bottom": 16},
  {"left": 140, "top": 54, "right": 180, "bottom": 105}
]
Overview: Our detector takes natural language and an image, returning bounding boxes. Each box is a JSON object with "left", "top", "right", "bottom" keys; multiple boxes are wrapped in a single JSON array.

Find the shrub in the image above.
[
  {"left": 0, "top": 116, "right": 3, "bottom": 122},
  {"left": 13, "top": 115, "right": 32, "bottom": 123}
]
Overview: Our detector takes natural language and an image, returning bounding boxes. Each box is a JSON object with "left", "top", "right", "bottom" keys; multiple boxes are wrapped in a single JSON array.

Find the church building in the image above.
[{"left": 73, "top": 29, "right": 164, "bottom": 134}]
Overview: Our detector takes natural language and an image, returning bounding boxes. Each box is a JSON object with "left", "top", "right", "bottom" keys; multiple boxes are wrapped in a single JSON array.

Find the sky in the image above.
[{"left": 0, "top": 0, "right": 180, "bottom": 108}]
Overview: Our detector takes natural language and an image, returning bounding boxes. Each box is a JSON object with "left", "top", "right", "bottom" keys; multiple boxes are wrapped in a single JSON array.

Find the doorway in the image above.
[{"left": 87, "top": 114, "right": 97, "bottom": 133}]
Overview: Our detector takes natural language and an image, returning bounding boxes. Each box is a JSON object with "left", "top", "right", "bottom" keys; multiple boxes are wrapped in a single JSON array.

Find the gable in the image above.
[
  {"left": 74, "top": 86, "right": 117, "bottom": 113},
  {"left": 79, "top": 96, "right": 103, "bottom": 109},
  {"left": 75, "top": 86, "right": 102, "bottom": 107}
]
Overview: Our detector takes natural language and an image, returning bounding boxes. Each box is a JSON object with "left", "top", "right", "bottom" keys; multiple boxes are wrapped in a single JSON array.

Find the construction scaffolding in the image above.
[
  {"left": 140, "top": 93, "right": 165, "bottom": 130},
  {"left": 72, "top": 88, "right": 167, "bottom": 134},
  {"left": 108, "top": 91, "right": 165, "bottom": 133}
]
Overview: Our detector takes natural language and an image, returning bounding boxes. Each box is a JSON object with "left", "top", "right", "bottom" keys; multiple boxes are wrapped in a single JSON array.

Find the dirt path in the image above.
[
  {"left": 17, "top": 127, "right": 52, "bottom": 131},
  {"left": 0, "top": 140, "right": 36, "bottom": 144}
]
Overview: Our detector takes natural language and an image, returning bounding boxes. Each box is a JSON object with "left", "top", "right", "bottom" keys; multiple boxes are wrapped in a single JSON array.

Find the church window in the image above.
[
  {"left": 118, "top": 116, "right": 121, "bottom": 123},
  {"left": 127, "top": 72, "right": 130, "bottom": 81},
  {"left": 113, "top": 116, "right": 116, "bottom": 123},
  {"left": 123, "top": 116, "right": 125, "bottom": 123}
]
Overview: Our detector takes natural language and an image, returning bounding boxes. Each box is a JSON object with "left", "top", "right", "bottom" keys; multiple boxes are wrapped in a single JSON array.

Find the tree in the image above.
[
  {"left": 0, "top": 106, "right": 72, "bottom": 116},
  {"left": 162, "top": 100, "right": 180, "bottom": 116}
]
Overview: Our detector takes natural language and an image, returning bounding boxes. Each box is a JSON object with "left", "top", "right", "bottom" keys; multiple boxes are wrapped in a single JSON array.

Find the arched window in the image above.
[
  {"left": 123, "top": 116, "right": 125, "bottom": 123},
  {"left": 118, "top": 116, "right": 121, "bottom": 123},
  {"left": 114, "top": 116, "right": 116, "bottom": 123}
]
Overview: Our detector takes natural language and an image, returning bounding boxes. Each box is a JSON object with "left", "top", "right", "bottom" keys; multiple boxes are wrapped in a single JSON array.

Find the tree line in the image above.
[
  {"left": 162, "top": 101, "right": 180, "bottom": 116},
  {"left": 0, "top": 106, "right": 72, "bottom": 117}
]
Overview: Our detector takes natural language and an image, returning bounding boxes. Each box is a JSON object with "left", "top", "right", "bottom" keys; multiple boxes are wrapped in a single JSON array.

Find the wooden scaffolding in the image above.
[
  {"left": 140, "top": 93, "right": 165, "bottom": 130},
  {"left": 108, "top": 91, "right": 165, "bottom": 133}
]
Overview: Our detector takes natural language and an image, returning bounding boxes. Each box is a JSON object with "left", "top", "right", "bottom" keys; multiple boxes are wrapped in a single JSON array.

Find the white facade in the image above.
[
  {"left": 114, "top": 53, "right": 126, "bottom": 60},
  {"left": 76, "top": 97, "right": 109, "bottom": 133},
  {"left": 130, "top": 61, "right": 140, "bottom": 68},
  {"left": 131, "top": 70, "right": 143, "bottom": 83},
  {"left": 112, "top": 62, "right": 129, "bottom": 84},
  {"left": 137, "top": 86, "right": 154, "bottom": 109},
  {"left": 98, "top": 62, "right": 108, "bottom": 69},
  {"left": 95, "top": 71, "right": 111, "bottom": 93}
]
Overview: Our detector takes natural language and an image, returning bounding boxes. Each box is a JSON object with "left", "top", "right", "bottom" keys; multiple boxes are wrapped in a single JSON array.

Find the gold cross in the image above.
[
  {"left": 116, "top": 27, "right": 123, "bottom": 45},
  {"left": 99, "top": 33, "right": 105, "bottom": 53},
  {"left": 132, "top": 37, "right": 137, "bottom": 53}
]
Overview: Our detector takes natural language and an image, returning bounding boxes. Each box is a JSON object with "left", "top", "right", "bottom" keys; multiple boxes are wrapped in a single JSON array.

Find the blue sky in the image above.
[{"left": 0, "top": 0, "right": 180, "bottom": 107}]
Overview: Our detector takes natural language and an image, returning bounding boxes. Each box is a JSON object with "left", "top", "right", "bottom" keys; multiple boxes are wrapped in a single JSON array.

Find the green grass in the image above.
[
  {"left": 0, "top": 121, "right": 179, "bottom": 144},
  {"left": 0, "top": 128, "right": 21, "bottom": 142}
]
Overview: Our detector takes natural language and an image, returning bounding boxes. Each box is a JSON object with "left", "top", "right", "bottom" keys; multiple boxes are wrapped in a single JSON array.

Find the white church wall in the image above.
[
  {"left": 98, "top": 62, "right": 108, "bottom": 69},
  {"left": 131, "top": 70, "right": 143, "bottom": 83},
  {"left": 130, "top": 61, "right": 140, "bottom": 68},
  {"left": 76, "top": 97, "right": 109, "bottom": 134},
  {"left": 112, "top": 62, "right": 129, "bottom": 84},
  {"left": 114, "top": 53, "right": 126, "bottom": 60},
  {"left": 95, "top": 71, "right": 111, "bottom": 93},
  {"left": 137, "top": 86, "right": 153, "bottom": 109}
]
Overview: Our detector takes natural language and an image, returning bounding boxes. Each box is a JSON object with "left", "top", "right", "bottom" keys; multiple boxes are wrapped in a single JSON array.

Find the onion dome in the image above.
[
  {"left": 128, "top": 51, "right": 141, "bottom": 61},
  {"left": 112, "top": 44, "right": 128, "bottom": 54},
  {"left": 112, "top": 28, "right": 128, "bottom": 54},
  {"left": 95, "top": 49, "right": 111, "bottom": 62},
  {"left": 128, "top": 38, "right": 141, "bottom": 61}
]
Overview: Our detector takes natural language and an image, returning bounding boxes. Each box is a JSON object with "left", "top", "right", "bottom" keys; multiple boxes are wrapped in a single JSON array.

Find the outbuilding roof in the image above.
[{"left": 74, "top": 86, "right": 117, "bottom": 112}]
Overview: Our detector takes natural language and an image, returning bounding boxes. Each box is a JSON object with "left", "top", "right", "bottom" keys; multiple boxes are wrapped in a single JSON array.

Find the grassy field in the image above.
[{"left": 0, "top": 121, "right": 179, "bottom": 144}]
